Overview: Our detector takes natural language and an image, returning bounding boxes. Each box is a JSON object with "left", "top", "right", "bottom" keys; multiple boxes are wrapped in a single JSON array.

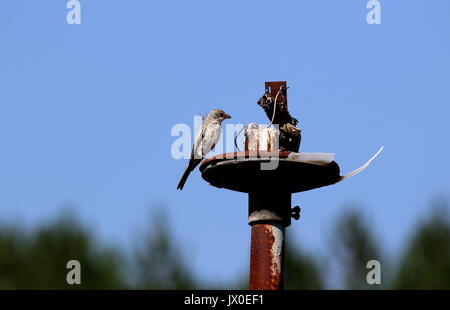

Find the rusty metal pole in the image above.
[
  {"left": 248, "top": 192, "right": 291, "bottom": 290},
  {"left": 247, "top": 81, "right": 296, "bottom": 290},
  {"left": 249, "top": 223, "right": 285, "bottom": 290}
]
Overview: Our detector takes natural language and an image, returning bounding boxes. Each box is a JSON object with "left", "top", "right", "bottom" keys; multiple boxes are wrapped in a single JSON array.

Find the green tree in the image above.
[
  {"left": 332, "top": 209, "right": 383, "bottom": 289},
  {"left": 0, "top": 213, "right": 126, "bottom": 289},
  {"left": 284, "top": 239, "right": 324, "bottom": 290},
  {"left": 392, "top": 200, "right": 450, "bottom": 289},
  {"left": 134, "top": 208, "right": 196, "bottom": 289}
]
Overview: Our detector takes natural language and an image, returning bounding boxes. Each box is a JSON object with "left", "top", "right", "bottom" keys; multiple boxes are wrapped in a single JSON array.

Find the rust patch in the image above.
[{"left": 249, "top": 224, "right": 285, "bottom": 290}]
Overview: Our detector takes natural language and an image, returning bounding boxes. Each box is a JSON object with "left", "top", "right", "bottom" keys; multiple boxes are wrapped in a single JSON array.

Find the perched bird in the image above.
[{"left": 177, "top": 109, "right": 231, "bottom": 190}]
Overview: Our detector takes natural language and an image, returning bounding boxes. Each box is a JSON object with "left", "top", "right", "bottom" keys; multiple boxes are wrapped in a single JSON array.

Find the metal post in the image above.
[
  {"left": 248, "top": 192, "right": 291, "bottom": 290},
  {"left": 249, "top": 223, "right": 285, "bottom": 290}
]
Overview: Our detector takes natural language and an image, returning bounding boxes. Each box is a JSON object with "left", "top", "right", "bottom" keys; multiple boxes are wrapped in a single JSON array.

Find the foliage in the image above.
[
  {"left": 133, "top": 208, "right": 196, "bottom": 289},
  {"left": 0, "top": 213, "right": 125, "bottom": 289},
  {"left": 284, "top": 240, "right": 323, "bottom": 289},
  {"left": 332, "top": 209, "right": 382, "bottom": 289},
  {"left": 392, "top": 200, "right": 450, "bottom": 289},
  {"left": 0, "top": 200, "right": 449, "bottom": 289}
]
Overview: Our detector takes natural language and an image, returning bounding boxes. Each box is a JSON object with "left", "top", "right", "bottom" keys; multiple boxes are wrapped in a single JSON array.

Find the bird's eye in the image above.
[{"left": 219, "top": 112, "right": 224, "bottom": 117}]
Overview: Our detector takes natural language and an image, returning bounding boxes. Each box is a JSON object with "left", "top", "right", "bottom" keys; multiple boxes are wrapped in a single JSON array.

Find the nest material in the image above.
[{"left": 257, "top": 94, "right": 302, "bottom": 152}]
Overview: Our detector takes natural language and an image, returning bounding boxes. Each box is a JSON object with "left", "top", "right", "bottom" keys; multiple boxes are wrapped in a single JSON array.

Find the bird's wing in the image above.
[
  {"left": 191, "top": 124, "right": 205, "bottom": 160},
  {"left": 200, "top": 123, "right": 221, "bottom": 156}
]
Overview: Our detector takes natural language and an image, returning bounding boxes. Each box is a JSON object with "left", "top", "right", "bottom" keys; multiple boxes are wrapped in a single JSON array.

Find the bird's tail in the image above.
[{"left": 177, "top": 166, "right": 192, "bottom": 190}]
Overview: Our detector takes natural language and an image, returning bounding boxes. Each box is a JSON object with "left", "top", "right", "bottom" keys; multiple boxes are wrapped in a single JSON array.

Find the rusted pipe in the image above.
[
  {"left": 249, "top": 222, "right": 285, "bottom": 290},
  {"left": 248, "top": 192, "right": 290, "bottom": 290}
]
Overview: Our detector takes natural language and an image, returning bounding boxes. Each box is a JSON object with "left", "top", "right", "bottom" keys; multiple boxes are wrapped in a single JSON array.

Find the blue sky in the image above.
[{"left": 1, "top": 1, "right": 449, "bottom": 287}]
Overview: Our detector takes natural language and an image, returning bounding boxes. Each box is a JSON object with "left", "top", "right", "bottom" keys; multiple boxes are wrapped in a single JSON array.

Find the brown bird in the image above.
[{"left": 177, "top": 109, "right": 231, "bottom": 190}]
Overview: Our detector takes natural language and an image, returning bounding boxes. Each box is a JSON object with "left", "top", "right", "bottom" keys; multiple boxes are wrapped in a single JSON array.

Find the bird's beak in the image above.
[{"left": 225, "top": 114, "right": 232, "bottom": 119}]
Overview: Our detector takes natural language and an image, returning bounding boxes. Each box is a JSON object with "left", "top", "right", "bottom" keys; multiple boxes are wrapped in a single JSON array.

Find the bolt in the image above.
[{"left": 291, "top": 206, "right": 301, "bottom": 221}]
